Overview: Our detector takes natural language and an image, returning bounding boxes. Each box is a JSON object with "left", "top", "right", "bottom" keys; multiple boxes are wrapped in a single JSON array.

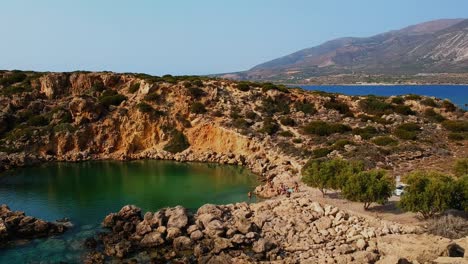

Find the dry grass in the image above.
[{"left": 427, "top": 214, "right": 468, "bottom": 239}]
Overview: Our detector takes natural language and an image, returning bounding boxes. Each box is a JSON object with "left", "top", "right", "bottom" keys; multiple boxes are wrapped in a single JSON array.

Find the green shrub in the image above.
[
  {"left": 280, "top": 117, "right": 295, "bottom": 126},
  {"left": 136, "top": 102, "right": 154, "bottom": 113},
  {"left": 233, "top": 118, "right": 249, "bottom": 129},
  {"left": 237, "top": 82, "right": 250, "bottom": 92},
  {"left": 342, "top": 170, "right": 394, "bottom": 210},
  {"left": 279, "top": 131, "right": 294, "bottom": 137},
  {"left": 144, "top": 93, "right": 160, "bottom": 102},
  {"left": 394, "top": 105, "right": 415, "bottom": 115},
  {"left": 405, "top": 94, "right": 421, "bottom": 100},
  {"left": 391, "top": 97, "right": 405, "bottom": 105},
  {"left": 312, "top": 147, "right": 332, "bottom": 158},
  {"left": 260, "top": 117, "right": 279, "bottom": 135},
  {"left": 53, "top": 123, "right": 76, "bottom": 133},
  {"left": 0, "top": 85, "right": 32, "bottom": 95},
  {"left": 353, "top": 126, "right": 379, "bottom": 140},
  {"left": 442, "top": 100, "right": 456, "bottom": 112},
  {"left": 245, "top": 111, "right": 258, "bottom": 120},
  {"left": 190, "top": 102, "right": 207, "bottom": 114},
  {"left": 400, "top": 171, "right": 459, "bottom": 218},
  {"left": 302, "top": 159, "right": 362, "bottom": 196},
  {"left": 261, "top": 82, "right": 289, "bottom": 93},
  {"left": 332, "top": 139, "right": 353, "bottom": 150},
  {"left": 292, "top": 138, "right": 303, "bottom": 144},
  {"left": 442, "top": 120, "right": 468, "bottom": 132},
  {"left": 424, "top": 108, "right": 445, "bottom": 122},
  {"left": 453, "top": 159, "right": 468, "bottom": 178},
  {"left": 358, "top": 114, "right": 392, "bottom": 125},
  {"left": 91, "top": 82, "right": 105, "bottom": 92},
  {"left": 27, "top": 115, "right": 49, "bottom": 127},
  {"left": 421, "top": 98, "right": 437, "bottom": 107},
  {"left": 192, "top": 79, "right": 203, "bottom": 87},
  {"left": 163, "top": 130, "right": 190, "bottom": 153},
  {"left": 0, "top": 72, "right": 27, "bottom": 86},
  {"left": 324, "top": 99, "right": 351, "bottom": 115},
  {"left": 372, "top": 136, "right": 398, "bottom": 146},
  {"left": 294, "top": 101, "right": 317, "bottom": 114},
  {"left": 394, "top": 123, "right": 421, "bottom": 140},
  {"left": 99, "top": 93, "right": 126, "bottom": 107},
  {"left": 448, "top": 132, "right": 467, "bottom": 141},
  {"left": 128, "top": 83, "right": 140, "bottom": 93},
  {"left": 188, "top": 87, "right": 205, "bottom": 98},
  {"left": 303, "top": 121, "right": 351, "bottom": 136},
  {"left": 358, "top": 97, "right": 393, "bottom": 115},
  {"left": 261, "top": 96, "right": 290, "bottom": 115}
]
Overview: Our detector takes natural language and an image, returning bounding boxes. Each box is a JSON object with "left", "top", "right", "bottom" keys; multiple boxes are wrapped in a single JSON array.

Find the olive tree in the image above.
[
  {"left": 301, "top": 158, "right": 359, "bottom": 196},
  {"left": 342, "top": 169, "right": 394, "bottom": 210},
  {"left": 399, "top": 171, "right": 457, "bottom": 218}
]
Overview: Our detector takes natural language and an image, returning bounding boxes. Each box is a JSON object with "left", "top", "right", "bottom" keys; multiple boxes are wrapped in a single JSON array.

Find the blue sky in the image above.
[{"left": 1, "top": 0, "right": 467, "bottom": 75}]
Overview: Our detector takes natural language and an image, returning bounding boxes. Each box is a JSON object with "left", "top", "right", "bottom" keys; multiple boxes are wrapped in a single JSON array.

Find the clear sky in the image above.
[{"left": 1, "top": 0, "right": 467, "bottom": 76}]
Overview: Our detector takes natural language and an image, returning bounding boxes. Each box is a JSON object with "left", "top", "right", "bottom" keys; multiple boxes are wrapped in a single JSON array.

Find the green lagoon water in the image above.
[{"left": 0, "top": 160, "right": 258, "bottom": 263}]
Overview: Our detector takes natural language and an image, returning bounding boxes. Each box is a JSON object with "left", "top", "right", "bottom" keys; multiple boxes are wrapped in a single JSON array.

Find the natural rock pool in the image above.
[{"left": 0, "top": 160, "right": 258, "bottom": 263}]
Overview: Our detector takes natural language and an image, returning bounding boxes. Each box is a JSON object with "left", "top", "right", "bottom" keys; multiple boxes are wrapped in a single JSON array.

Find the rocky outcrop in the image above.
[
  {"left": 0, "top": 204, "right": 70, "bottom": 247},
  {"left": 83, "top": 193, "right": 464, "bottom": 264}
]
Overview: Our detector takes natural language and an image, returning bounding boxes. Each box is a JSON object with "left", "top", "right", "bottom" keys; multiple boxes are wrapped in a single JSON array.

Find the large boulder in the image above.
[
  {"left": 165, "top": 206, "right": 189, "bottom": 229},
  {"left": 140, "top": 231, "right": 165, "bottom": 247}
]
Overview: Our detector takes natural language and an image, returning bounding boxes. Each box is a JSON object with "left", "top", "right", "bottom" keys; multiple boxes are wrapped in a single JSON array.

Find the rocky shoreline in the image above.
[
  {"left": 83, "top": 193, "right": 467, "bottom": 264},
  {"left": 0, "top": 204, "right": 71, "bottom": 248}
]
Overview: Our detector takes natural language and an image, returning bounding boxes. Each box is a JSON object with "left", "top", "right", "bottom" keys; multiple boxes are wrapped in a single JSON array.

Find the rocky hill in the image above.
[
  {"left": 0, "top": 70, "right": 467, "bottom": 262},
  {"left": 0, "top": 70, "right": 466, "bottom": 195},
  {"left": 222, "top": 19, "right": 468, "bottom": 84}
]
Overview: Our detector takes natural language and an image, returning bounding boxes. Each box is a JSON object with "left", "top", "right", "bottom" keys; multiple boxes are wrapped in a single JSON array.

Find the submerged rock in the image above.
[{"left": 0, "top": 204, "right": 69, "bottom": 248}]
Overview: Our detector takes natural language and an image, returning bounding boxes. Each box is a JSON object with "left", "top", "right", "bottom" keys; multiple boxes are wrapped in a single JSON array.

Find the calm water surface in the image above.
[
  {"left": 0, "top": 160, "right": 258, "bottom": 263},
  {"left": 300, "top": 85, "right": 468, "bottom": 109}
]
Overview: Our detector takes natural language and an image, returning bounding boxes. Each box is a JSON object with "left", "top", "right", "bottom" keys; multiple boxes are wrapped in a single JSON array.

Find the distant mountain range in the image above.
[{"left": 221, "top": 19, "right": 468, "bottom": 84}]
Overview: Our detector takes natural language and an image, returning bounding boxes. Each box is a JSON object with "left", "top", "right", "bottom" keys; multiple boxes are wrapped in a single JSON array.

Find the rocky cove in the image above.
[{"left": 0, "top": 71, "right": 467, "bottom": 263}]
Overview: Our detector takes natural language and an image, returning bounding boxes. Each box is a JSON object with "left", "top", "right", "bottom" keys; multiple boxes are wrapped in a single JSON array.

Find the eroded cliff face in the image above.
[{"left": 0, "top": 71, "right": 466, "bottom": 197}]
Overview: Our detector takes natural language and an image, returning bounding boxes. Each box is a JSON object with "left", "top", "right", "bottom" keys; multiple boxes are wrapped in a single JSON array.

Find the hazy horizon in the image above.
[{"left": 1, "top": 0, "right": 467, "bottom": 76}]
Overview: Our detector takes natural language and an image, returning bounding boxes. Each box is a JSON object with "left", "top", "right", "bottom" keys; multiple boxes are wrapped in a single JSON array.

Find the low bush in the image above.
[
  {"left": 163, "top": 130, "right": 190, "bottom": 153},
  {"left": 188, "top": 87, "right": 205, "bottom": 99},
  {"left": 292, "top": 138, "right": 303, "bottom": 144},
  {"left": 280, "top": 117, "right": 295, "bottom": 126},
  {"left": 53, "top": 123, "right": 76, "bottom": 133},
  {"left": 453, "top": 158, "right": 468, "bottom": 178},
  {"left": 99, "top": 91, "right": 126, "bottom": 108},
  {"left": 331, "top": 139, "right": 353, "bottom": 150},
  {"left": 442, "top": 120, "right": 468, "bottom": 132},
  {"left": 279, "top": 131, "right": 294, "bottom": 137},
  {"left": 358, "top": 97, "right": 393, "bottom": 115},
  {"left": 303, "top": 121, "right": 351, "bottom": 136},
  {"left": 448, "top": 132, "right": 467, "bottom": 141},
  {"left": 245, "top": 111, "right": 258, "bottom": 120},
  {"left": 144, "top": 93, "right": 160, "bottom": 102},
  {"left": 442, "top": 100, "right": 456, "bottom": 112},
  {"left": 190, "top": 102, "right": 207, "bottom": 114},
  {"left": 405, "top": 94, "right": 421, "bottom": 100},
  {"left": 394, "top": 123, "right": 421, "bottom": 140},
  {"left": 312, "top": 147, "right": 332, "bottom": 158},
  {"left": 424, "top": 108, "right": 445, "bottom": 122},
  {"left": 391, "top": 97, "right": 405, "bottom": 105},
  {"left": 237, "top": 82, "right": 250, "bottom": 92},
  {"left": 427, "top": 215, "right": 468, "bottom": 239},
  {"left": 27, "top": 115, "right": 49, "bottom": 127},
  {"left": 394, "top": 105, "right": 415, "bottom": 115},
  {"left": 421, "top": 98, "right": 437, "bottom": 107},
  {"left": 233, "top": 118, "right": 250, "bottom": 129},
  {"left": 0, "top": 72, "right": 27, "bottom": 86},
  {"left": 324, "top": 99, "right": 352, "bottom": 115},
  {"left": 260, "top": 117, "right": 279, "bottom": 135},
  {"left": 294, "top": 101, "right": 317, "bottom": 114},
  {"left": 261, "top": 82, "right": 289, "bottom": 93},
  {"left": 128, "top": 83, "right": 140, "bottom": 93},
  {"left": 261, "top": 96, "right": 290, "bottom": 115},
  {"left": 353, "top": 126, "right": 379, "bottom": 140},
  {"left": 136, "top": 102, "right": 154, "bottom": 113},
  {"left": 372, "top": 136, "right": 398, "bottom": 146}
]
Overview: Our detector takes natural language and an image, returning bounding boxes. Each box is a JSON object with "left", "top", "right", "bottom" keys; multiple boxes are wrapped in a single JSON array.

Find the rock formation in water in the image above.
[
  {"left": 85, "top": 195, "right": 467, "bottom": 263},
  {"left": 0, "top": 204, "right": 70, "bottom": 248}
]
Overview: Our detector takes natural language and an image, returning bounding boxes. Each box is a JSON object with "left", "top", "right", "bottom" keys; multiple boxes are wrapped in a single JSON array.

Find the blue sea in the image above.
[{"left": 299, "top": 85, "right": 468, "bottom": 110}]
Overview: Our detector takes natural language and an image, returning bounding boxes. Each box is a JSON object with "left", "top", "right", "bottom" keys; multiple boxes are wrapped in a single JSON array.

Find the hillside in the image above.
[
  {"left": 0, "top": 70, "right": 468, "bottom": 262},
  {"left": 222, "top": 19, "right": 468, "bottom": 84}
]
